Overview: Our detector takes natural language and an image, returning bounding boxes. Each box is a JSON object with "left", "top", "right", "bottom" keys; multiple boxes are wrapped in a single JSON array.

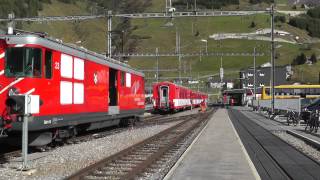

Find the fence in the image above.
[{"left": 253, "top": 98, "right": 302, "bottom": 113}]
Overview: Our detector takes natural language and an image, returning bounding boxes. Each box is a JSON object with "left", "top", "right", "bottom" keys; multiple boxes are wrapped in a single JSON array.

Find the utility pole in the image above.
[
  {"left": 194, "top": 0, "right": 197, "bottom": 11},
  {"left": 189, "top": 60, "right": 192, "bottom": 77},
  {"left": 220, "top": 56, "right": 224, "bottom": 83},
  {"left": 165, "top": 0, "right": 168, "bottom": 14},
  {"left": 197, "top": 73, "right": 200, "bottom": 91},
  {"left": 178, "top": 33, "right": 182, "bottom": 83},
  {"left": 205, "top": 40, "right": 208, "bottom": 54},
  {"left": 253, "top": 47, "right": 257, "bottom": 100},
  {"left": 107, "top": 10, "right": 112, "bottom": 58},
  {"left": 175, "top": 30, "right": 179, "bottom": 54},
  {"left": 270, "top": 5, "right": 275, "bottom": 114},
  {"left": 121, "top": 30, "right": 124, "bottom": 56},
  {"left": 22, "top": 115, "right": 29, "bottom": 169},
  {"left": 7, "top": 13, "right": 14, "bottom": 34},
  {"left": 156, "top": 47, "right": 159, "bottom": 82}
]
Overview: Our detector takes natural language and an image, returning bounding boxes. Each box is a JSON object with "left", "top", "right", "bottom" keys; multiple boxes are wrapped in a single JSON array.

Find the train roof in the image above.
[
  {"left": 0, "top": 34, "right": 144, "bottom": 77},
  {"left": 154, "top": 81, "right": 208, "bottom": 96}
]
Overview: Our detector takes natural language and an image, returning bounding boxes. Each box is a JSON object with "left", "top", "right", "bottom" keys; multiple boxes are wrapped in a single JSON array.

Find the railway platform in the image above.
[
  {"left": 165, "top": 108, "right": 260, "bottom": 180},
  {"left": 237, "top": 106, "right": 320, "bottom": 145}
]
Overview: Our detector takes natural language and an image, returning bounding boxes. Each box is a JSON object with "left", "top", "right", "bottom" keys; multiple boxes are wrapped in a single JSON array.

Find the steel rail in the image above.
[{"left": 67, "top": 110, "right": 214, "bottom": 180}]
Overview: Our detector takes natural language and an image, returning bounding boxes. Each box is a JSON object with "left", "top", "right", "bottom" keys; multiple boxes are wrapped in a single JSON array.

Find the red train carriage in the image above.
[
  {"left": 0, "top": 33, "right": 145, "bottom": 146},
  {"left": 152, "top": 81, "right": 208, "bottom": 113}
]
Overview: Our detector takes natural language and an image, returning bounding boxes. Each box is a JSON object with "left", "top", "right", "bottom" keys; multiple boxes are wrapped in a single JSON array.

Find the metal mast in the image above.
[
  {"left": 156, "top": 47, "right": 159, "bottom": 82},
  {"left": 270, "top": 5, "right": 275, "bottom": 114},
  {"left": 253, "top": 47, "right": 256, "bottom": 100},
  {"left": 107, "top": 10, "right": 112, "bottom": 58}
]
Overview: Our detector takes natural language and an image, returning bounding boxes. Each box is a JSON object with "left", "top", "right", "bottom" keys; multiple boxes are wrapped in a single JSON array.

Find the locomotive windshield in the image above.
[{"left": 5, "top": 47, "right": 42, "bottom": 77}]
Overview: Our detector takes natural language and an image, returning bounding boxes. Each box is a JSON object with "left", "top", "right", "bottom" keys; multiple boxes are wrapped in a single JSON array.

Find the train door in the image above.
[
  {"left": 109, "top": 68, "right": 119, "bottom": 114},
  {"left": 160, "top": 86, "right": 169, "bottom": 108}
]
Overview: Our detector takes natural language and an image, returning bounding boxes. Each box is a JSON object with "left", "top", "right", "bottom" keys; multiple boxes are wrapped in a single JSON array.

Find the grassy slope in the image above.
[
  {"left": 128, "top": 15, "right": 303, "bottom": 76},
  {"left": 23, "top": 0, "right": 107, "bottom": 53},
  {"left": 21, "top": 0, "right": 319, "bottom": 85}
]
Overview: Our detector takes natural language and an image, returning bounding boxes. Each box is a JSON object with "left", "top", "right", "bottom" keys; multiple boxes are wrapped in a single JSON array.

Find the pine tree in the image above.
[
  {"left": 250, "top": 21, "right": 256, "bottom": 28},
  {"left": 310, "top": 53, "right": 317, "bottom": 64}
]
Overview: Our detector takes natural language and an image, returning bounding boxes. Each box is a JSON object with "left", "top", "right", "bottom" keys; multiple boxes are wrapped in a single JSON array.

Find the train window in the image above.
[
  {"left": 61, "top": 54, "right": 73, "bottom": 78},
  {"left": 265, "top": 88, "right": 270, "bottom": 95},
  {"left": 74, "top": 58, "right": 84, "bottom": 80},
  {"left": 121, "top": 71, "right": 125, "bottom": 86},
  {"left": 45, "top": 51, "right": 52, "bottom": 79},
  {"left": 294, "top": 88, "right": 301, "bottom": 95},
  {"left": 288, "top": 89, "right": 294, "bottom": 95},
  {"left": 5, "top": 47, "right": 42, "bottom": 77}
]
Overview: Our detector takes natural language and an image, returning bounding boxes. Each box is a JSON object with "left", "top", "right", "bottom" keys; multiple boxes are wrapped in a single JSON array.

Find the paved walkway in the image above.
[
  {"left": 236, "top": 106, "right": 320, "bottom": 144},
  {"left": 166, "top": 109, "right": 259, "bottom": 180}
]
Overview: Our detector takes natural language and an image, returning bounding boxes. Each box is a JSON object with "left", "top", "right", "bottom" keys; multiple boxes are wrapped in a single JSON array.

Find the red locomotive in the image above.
[
  {"left": 0, "top": 33, "right": 145, "bottom": 146},
  {"left": 152, "top": 81, "right": 208, "bottom": 113}
]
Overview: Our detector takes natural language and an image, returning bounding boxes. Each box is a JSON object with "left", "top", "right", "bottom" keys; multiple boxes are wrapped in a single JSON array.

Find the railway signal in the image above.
[{"left": 7, "top": 94, "right": 40, "bottom": 169}]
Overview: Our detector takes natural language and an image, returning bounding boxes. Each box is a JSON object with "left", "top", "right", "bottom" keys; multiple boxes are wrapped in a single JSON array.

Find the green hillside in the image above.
[{"left": 1, "top": 0, "right": 318, "bottom": 88}]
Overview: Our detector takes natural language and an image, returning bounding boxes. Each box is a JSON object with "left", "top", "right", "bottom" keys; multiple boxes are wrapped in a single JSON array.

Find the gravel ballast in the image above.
[
  {"left": 0, "top": 123, "right": 179, "bottom": 180},
  {"left": 274, "top": 131, "right": 320, "bottom": 163}
]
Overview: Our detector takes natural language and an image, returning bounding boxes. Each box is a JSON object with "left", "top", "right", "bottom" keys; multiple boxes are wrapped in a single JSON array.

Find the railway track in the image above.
[
  {"left": 229, "top": 109, "right": 320, "bottom": 180},
  {"left": 67, "top": 109, "right": 215, "bottom": 180},
  {"left": 0, "top": 110, "right": 207, "bottom": 164},
  {"left": 0, "top": 150, "right": 21, "bottom": 164}
]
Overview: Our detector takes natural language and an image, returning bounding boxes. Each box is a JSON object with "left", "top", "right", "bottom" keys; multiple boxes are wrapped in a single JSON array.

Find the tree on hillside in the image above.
[
  {"left": 307, "top": 6, "right": 320, "bottom": 19},
  {"left": 250, "top": 21, "right": 256, "bottom": 28},
  {"left": 292, "top": 5, "right": 297, "bottom": 10},
  {"left": 275, "top": 16, "right": 286, "bottom": 23},
  {"left": 310, "top": 53, "right": 317, "bottom": 64},
  {"left": 291, "top": 53, "right": 307, "bottom": 65},
  {"left": 288, "top": 17, "right": 320, "bottom": 38}
]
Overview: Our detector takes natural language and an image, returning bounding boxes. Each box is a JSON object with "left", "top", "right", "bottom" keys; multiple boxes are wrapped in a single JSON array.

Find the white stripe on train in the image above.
[
  {"left": 14, "top": 44, "right": 25, "bottom": 47},
  {"left": 0, "top": 52, "right": 4, "bottom": 59},
  {"left": 173, "top": 99, "right": 204, "bottom": 107},
  {"left": 24, "top": 88, "right": 35, "bottom": 95},
  {"left": 0, "top": 78, "right": 24, "bottom": 94}
]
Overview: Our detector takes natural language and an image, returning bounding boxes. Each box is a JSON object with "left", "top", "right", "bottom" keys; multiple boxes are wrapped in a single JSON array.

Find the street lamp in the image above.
[
  {"left": 253, "top": 47, "right": 257, "bottom": 100},
  {"left": 201, "top": 39, "right": 208, "bottom": 54}
]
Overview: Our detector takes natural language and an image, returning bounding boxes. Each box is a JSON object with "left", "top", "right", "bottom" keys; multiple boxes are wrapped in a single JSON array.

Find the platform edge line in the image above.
[{"left": 163, "top": 111, "right": 212, "bottom": 180}]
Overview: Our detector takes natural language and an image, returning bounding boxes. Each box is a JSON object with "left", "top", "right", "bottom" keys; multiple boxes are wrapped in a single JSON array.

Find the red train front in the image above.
[
  {"left": 0, "top": 33, "right": 145, "bottom": 146},
  {"left": 152, "top": 81, "right": 208, "bottom": 113}
]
